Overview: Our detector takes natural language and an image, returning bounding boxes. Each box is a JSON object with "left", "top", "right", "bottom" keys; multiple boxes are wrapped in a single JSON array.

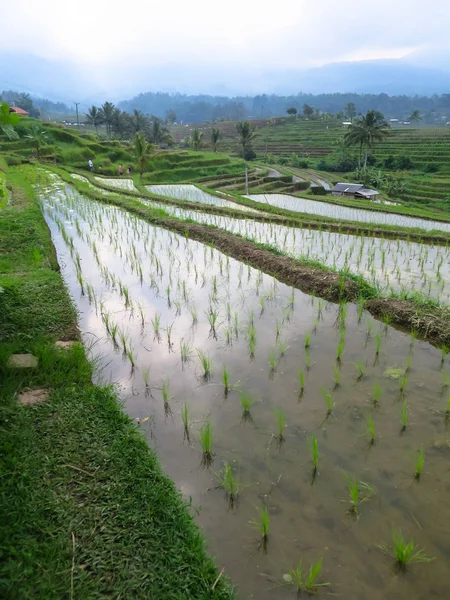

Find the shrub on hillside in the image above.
[
  {"left": 424, "top": 163, "right": 439, "bottom": 173},
  {"left": 317, "top": 158, "right": 357, "bottom": 172},
  {"left": 311, "top": 185, "right": 327, "bottom": 195},
  {"left": 397, "top": 155, "right": 414, "bottom": 170},
  {"left": 243, "top": 147, "right": 256, "bottom": 161},
  {"left": 383, "top": 155, "right": 396, "bottom": 169}
]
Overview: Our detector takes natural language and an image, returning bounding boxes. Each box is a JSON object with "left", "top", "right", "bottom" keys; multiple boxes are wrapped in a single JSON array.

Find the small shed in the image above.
[
  {"left": 331, "top": 182, "right": 379, "bottom": 200},
  {"left": 9, "top": 106, "right": 29, "bottom": 116}
]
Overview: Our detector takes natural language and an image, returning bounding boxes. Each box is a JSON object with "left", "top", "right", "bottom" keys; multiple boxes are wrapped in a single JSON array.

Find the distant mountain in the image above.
[{"left": 1, "top": 52, "right": 449, "bottom": 102}]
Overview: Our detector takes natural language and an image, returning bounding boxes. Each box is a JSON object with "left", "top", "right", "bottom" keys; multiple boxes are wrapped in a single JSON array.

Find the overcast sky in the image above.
[{"left": 2, "top": 0, "right": 448, "bottom": 69}]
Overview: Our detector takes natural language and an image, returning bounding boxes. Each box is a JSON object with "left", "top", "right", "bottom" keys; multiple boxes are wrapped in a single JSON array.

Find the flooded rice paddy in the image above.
[
  {"left": 137, "top": 200, "right": 450, "bottom": 305},
  {"left": 146, "top": 183, "right": 261, "bottom": 213},
  {"left": 245, "top": 193, "right": 450, "bottom": 233},
  {"left": 42, "top": 182, "right": 450, "bottom": 599}
]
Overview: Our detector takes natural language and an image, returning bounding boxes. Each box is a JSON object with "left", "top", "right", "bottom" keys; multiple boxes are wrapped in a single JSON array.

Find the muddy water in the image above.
[
  {"left": 246, "top": 193, "right": 450, "bottom": 233},
  {"left": 42, "top": 183, "right": 450, "bottom": 599}
]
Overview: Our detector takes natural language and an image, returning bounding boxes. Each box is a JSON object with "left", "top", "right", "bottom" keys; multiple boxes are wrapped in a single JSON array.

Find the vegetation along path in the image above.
[{"left": 0, "top": 167, "right": 234, "bottom": 599}]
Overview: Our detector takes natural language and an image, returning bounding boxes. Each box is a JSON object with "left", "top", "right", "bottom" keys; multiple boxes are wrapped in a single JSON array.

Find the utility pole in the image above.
[{"left": 74, "top": 102, "right": 80, "bottom": 130}]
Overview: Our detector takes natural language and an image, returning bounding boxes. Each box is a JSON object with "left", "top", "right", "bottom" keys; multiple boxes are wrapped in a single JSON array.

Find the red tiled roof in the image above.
[{"left": 9, "top": 106, "right": 29, "bottom": 116}]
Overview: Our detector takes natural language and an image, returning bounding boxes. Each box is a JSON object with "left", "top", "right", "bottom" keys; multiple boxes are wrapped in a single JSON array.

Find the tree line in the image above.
[{"left": 117, "top": 91, "right": 450, "bottom": 124}]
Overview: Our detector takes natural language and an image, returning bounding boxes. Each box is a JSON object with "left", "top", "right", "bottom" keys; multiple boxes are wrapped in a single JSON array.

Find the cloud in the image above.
[{"left": 1, "top": 0, "right": 446, "bottom": 70}]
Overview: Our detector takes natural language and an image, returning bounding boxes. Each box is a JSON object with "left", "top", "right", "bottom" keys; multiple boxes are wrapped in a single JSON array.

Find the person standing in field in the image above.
[
  {"left": 119, "top": 164, "right": 124, "bottom": 176},
  {"left": 98, "top": 164, "right": 103, "bottom": 174},
  {"left": 127, "top": 165, "right": 132, "bottom": 175},
  {"left": 88, "top": 158, "right": 94, "bottom": 172}
]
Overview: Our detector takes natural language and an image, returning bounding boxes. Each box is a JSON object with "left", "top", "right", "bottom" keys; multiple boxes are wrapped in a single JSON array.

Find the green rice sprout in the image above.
[
  {"left": 197, "top": 349, "right": 212, "bottom": 380},
  {"left": 275, "top": 319, "right": 281, "bottom": 339},
  {"left": 345, "top": 473, "right": 374, "bottom": 515},
  {"left": 372, "top": 383, "right": 382, "bottom": 405},
  {"left": 214, "top": 461, "right": 240, "bottom": 506},
  {"left": 414, "top": 448, "right": 425, "bottom": 479},
  {"left": 274, "top": 408, "right": 286, "bottom": 444},
  {"left": 277, "top": 339, "right": 289, "bottom": 357},
  {"left": 180, "top": 339, "right": 192, "bottom": 363},
  {"left": 222, "top": 365, "right": 230, "bottom": 396},
  {"left": 380, "top": 529, "right": 432, "bottom": 570},
  {"left": 142, "top": 366, "right": 151, "bottom": 389},
  {"left": 298, "top": 369, "right": 305, "bottom": 395},
  {"left": 336, "top": 338, "right": 345, "bottom": 361},
  {"left": 355, "top": 361, "right": 366, "bottom": 380},
  {"left": 309, "top": 435, "right": 319, "bottom": 474},
  {"left": 285, "top": 557, "right": 329, "bottom": 593},
  {"left": 401, "top": 400, "right": 408, "bottom": 431},
  {"left": 206, "top": 309, "right": 218, "bottom": 332},
  {"left": 333, "top": 365, "right": 340, "bottom": 388},
  {"left": 405, "top": 352, "right": 412, "bottom": 373},
  {"left": 151, "top": 311, "right": 161, "bottom": 336},
  {"left": 268, "top": 347, "right": 278, "bottom": 371},
  {"left": 305, "top": 351, "right": 311, "bottom": 370},
  {"left": 240, "top": 391, "right": 254, "bottom": 418},
  {"left": 189, "top": 306, "right": 198, "bottom": 325},
  {"left": 399, "top": 372, "right": 409, "bottom": 395},
  {"left": 161, "top": 378, "right": 171, "bottom": 415},
  {"left": 366, "top": 414, "right": 376, "bottom": 445},
  {"left": 181, "top": 402, "right": 190, "bottom": 440},
  {"left": 375, "top": 332, "right": 382, "bottom": 355},
  {"left": 304, "top": 334, "right": 311, "bottom": 349},
  {"left": 250, "top": 506, "right": 270, "bottom": 550},
  {"left": 199, "top": 420, "right": 213, "bottom": 466},
  {"left": 321, "top": 387, "right": 333, "bottom": 416}
]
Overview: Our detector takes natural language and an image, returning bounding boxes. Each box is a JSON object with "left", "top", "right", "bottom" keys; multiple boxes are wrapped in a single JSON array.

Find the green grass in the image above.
[
  {"left": 0, "top": 168, "right": 234, "bottom": 599},
  {"left": 380, "top": 529, "right": 432, "bottom": 570}
]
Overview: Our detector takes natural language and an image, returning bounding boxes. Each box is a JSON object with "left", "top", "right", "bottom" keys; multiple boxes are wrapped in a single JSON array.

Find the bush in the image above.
[
  {"left": 317, "top": 158, "right": 357, "bottom": 172},
  {"left": 383, "top": 155, "right": 396, "bottom": 169},
  {"left": 293, "top": 180, "right": 310, "bottom": 190},
  {"left": 311, "top": 185, "right": 327, "bottom": 195},
  {"left": 397, "top": 155, "right": 414, "bottom": 170},
  {"left": 4, "top": 155, "right": 23, "bottom": 166},
  {"left": 366, "top": 155, "right": 377, "bottom": 166},
  {"left": 298, "top": 159, "right": 310, "bottom": 168},
  {"left": 243, "top": 147, "right": 256, "bottom": 161},
  {"left": 424, "top": 163, "right": 439, "bottom": 173}
]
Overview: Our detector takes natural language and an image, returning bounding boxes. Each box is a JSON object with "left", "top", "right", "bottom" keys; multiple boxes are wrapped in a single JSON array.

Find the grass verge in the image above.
[{"left": 0, "top": 169, "right": 234, "bottom": 599}]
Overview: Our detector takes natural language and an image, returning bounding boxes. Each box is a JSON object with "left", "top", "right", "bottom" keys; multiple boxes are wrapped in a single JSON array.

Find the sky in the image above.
[
  {"left": 1, "top": 0, "right": 449, "bottom": 98},
  {"left": 2, "top": 0, "right": 448, "bottom": 68}
]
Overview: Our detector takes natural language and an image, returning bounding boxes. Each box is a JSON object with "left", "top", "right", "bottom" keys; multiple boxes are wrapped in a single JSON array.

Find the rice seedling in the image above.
[
  {"left": 277, "top": 340, "right": 289, "bottom": 357},
  {"left": 298, "top": 369, "right": 305, "bottom": 395},
  {"left": 214, "top": 461, "right": 240, "bottom": 507},
  {"left": 181, "top": 402, "right": 190, "bottom": 440},
  {"left": 224, "top": 326, "right": 233, "bottom": 346},
  {"left": 405, "top": 352, "right": 412, "bottom": 373},
  {"left": 233, "top": 312, "right": 239, "bottom": 338},
  {"left": 375, "top": 332, "right": 382, "bottom": 355},
  {"left": 305, "top": 350, "right": 311, "bottom": 370},
  {"left": 285, "top": 557, "right": 329, "bottom": 593},
  {"left": 161, "top": 378, "right": 172, "bottom": 416},
  {"left": 199, "top": 420, "right": 214, "bottom": 466},
  {"left": 142, "top": 366, "right": 151, "bottom": 390},
  {"left": 206, "top": 309, "right": 218, "bottom": 333},
  {"left": 151, "top": 311, "right": 161, "bottom": 337},
  {"left": 366, "top": 413, "right": 376, "bottom": 445},
  {"left": 333, "top": 365, "right": 340, "bottom": 388},
  {"left": 137, "top": 303, "right": 145, "bottom": 327},
  {"left": 355, "top": 361, "right": 366, "bottom": 380},
  {"left": 275, "top": 319, "right": 281, "bottom": 339},
  {"left": 250, "top": 506, "right": 270, "bottom": 551},
  {"left": 125, "top": 347, "right": 136, "bottom": 369},
  {"left": 345, "top": 473, "right": 374, "bottom": 515},
  {"left": 166, "top": 322, "right": 174, "bottom": 347},
  {"left": 110, "top": 322, "right": 119, "bottom": 346},
  {"left": 240, "top": 391, "right": 254, "bottom": 419},
  {"left": 268, "top": 347, "right": 278, "bottom": 372},
  {"left": 399, "top": 372, "right": 409, "bottom": 395},
  {"left": 336, "top": 338, "right": 345, "bottom": 362},
  {"left": 401, "top": 400, "right": 408, "bottom": 431},
  {"left": 189, "top": 306, "right": 198, "bottom": 325},
  {"left": 321, "top": 387, "right": 333, "bottom": 416},
  {"left": 304, "top": 334, "right": 311, "bottom": 349},
  {"left": 309, "top": 435, "right": 319, "bottom": 474},
  {"left": 414, "top": 448, "right": 425, "bottom": 479},
  {"left": 372, "top": 383, "right": 382, "bottom": 406},
  {"left": 180, "top": 339, "right": 193, "bottom": 363},
  {"left": 274, "top": 408, "right": 286, "bottom": 444},
  {"left": 197, "top": 349, "right": 212, "bottom": 380},
  {"left": 380, "top": 529, "right": 432, "bottom": 570}
]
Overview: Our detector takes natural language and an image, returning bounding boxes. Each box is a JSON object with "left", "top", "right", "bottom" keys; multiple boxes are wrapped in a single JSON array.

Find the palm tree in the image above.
[
  {"left": 211, "top": 128, "right": 221, "bottom": 152},
  {"left": 25, "top": 125, "right": 49, "bottom": 159},
  {"left": 101, "top": 101, "right": 115, "bottom": 138},
  {"left": 85, "top": 106, "right": 103, "bottom": 135},
  {"left": 134, "top": 132, "right": 152, "bottom": 184},
  {"left": 131, "top": 109, "right": 148, "bottom": 134},
  {"left": 344, "top": 110, "right": 390, "bottom": 169},
  {"left": 191, "top": 128, "right": 204, "bottom": 151},
  {"left": 344, "top": 102, "right": 357, "bottom": 122},
  {"left": 409, "top": 109, "right": 422, "bottom": 123},
  {"left": 236, "top": 121, "right": 255, "bottom": 157},
  {"left": 111, "top": 109, "right": 131, "bottom": 139},
  {"left": 150, "top": 119, "right": 171, "bottom": 144}
]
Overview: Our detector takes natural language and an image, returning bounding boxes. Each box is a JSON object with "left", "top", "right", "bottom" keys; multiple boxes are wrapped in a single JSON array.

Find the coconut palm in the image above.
[
  {"left": 150, "top": 119, "right": 171, "bottom": 144},
  {"left": 0, "top": 103, "right": 19, "bottom": 140},
  {"left": 345, "top": 110, "right": 390, "bottom": 169},
  {"left": 25, "top": 125, "right": 49, "bottom": 158},
  {"left": 101, "top": 101, "right": 115, "bottom": 138},
  {"left": 134, "top": 132, "right": 152, "bottom": 183},
  {"left": 211, "top": 128, "right": 221, "bottom": 152},
  {"left": 191, "top": 128, "right": 204, "bottom": 151},
  {"left": 236, "top": 121, "right": 255, "bottom": 157},
  {"left": 409, "top": 109, "right": 422, "bottom": 123},
  {"left": 131, "top": 109, "right": 148, "bottom": 134},
  {"left": 85, "top": 106, "right": 103, "bottom": 134},
  {"left": 344, "top": 102, "right": 357, "bottom": 122}
]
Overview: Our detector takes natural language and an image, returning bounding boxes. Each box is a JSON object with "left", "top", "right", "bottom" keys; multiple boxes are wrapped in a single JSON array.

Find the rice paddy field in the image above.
[{"left": 39, "top": 177, "right": 450, "bottom": 599}]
